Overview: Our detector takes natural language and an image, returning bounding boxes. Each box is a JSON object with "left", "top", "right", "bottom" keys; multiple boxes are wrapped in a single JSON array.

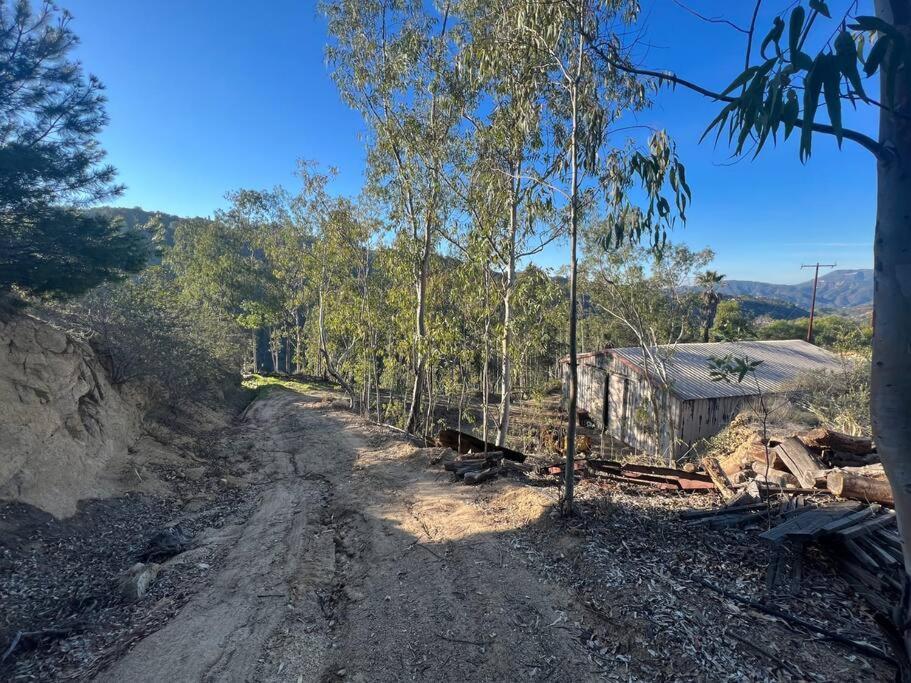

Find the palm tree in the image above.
[{"left": 696, "top": 270, "right": 725, "bottom": 342}]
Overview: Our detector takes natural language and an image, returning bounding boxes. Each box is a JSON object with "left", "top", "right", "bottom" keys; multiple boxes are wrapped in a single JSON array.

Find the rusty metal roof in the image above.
[{"left": 603, "top": 340, "right": 845, "bottom": 401}]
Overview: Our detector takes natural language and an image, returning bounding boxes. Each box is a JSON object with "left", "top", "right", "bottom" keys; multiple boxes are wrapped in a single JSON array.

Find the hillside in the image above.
[
  {"left": 720, "top": 269, "right": 873, "bottom": 310},
  {"left": 88, "top": 206, "right": 187, "bottom": 246}
]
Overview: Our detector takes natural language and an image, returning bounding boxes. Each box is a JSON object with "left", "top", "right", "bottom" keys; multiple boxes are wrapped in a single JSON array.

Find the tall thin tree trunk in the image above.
[
  {"left": 496, "top": 191, "right": 519, "bottom": 447},
  {"left": 482, "top": 267, "right": 492, "bottom": 451},
  {"left": 251, "top": 328, "right": 258, "bottom": 374},
  {"left": 405, "top": 227, "right": 432, "bottom": 434},
  {"left": 563, "top": 37, "right": 582, "bottom": 515},
  {"left": 294, "top": 309, "right": 303, "bottom": 374},
  {"left": 871, "top": 0, "right": 911, "bottom": 662}
]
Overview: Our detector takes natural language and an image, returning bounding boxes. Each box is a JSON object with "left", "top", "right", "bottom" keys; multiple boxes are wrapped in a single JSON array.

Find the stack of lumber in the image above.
[
  {"left": 713, "top": 427, "right": 891, "bottom": 505},
  {"left": 435, "top": 428, "right": 534, "bottom": 485},
  {"left": 435, "top": 428, "right": 526, "bottom": 462},
  {"left": 683, "top": 489, "right": 904, "bottom": 614},
  {"left": 443, "top": 451, "right": 505, "bottom": 484}
]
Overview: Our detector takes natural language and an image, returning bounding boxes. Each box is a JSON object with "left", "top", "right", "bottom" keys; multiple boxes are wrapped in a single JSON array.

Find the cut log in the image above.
[
  {"left": 435, "top": 428, "right": 526, "bottom": 462},
  {"left": 799, "top": 428, "right": 874, "bottom": 456},
  {"left": 749, "top": 461, "right": 799, "bottom": 488},
  {"left": 463, "top": 467, "right": 500, "bottom": 485},
  {"left": 826, "top": 471, "right": 894, "bottom": 505},
  {"left": 722, "top": 436, "right": 781, "bottom": 475},
  {"left": 499, "top": 460, "right": 533, "bottom": 474},
  {"left": 701, "top": 456, "right": 735, "bottom": 500},
  {"left": 773, "top": 437, "right": 826, "bottom": 488}
]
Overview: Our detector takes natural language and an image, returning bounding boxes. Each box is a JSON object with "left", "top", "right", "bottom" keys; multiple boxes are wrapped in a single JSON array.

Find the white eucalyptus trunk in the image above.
[
  {"left": 496, "top": 203, "right": 518, "bottom": 447},
  {"left": 405, "top": 225, "right": 432, "bottom": 434}
]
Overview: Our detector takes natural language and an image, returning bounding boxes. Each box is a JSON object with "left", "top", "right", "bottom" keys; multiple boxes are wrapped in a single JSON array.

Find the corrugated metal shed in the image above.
[{"left": 608, "top": 339, "right": 843, "bottom": 400}]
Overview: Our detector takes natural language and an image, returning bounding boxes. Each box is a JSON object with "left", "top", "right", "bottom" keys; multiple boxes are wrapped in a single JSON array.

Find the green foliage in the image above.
[
  {"left": 708, "top": 354, "right": 764, "bottom": 384},
  {"left": 710, "top": 299, "right": 756, "bottom": 340},
  {"left": 241, "top": 374, "right": 321, "bottom": 396},
  {"left": 43, "top": 264, "right": 246, "bottom": 403},
  {"left": 756, "top": 314, "right": 872, "bottom": 350},
  {"left": 0, "top": 1, "right": 147, "bottom": 297},
  {"left": 703, "top": 3, "right": 905, "bottom": 161},
  {"left": 581, "top": 240, "right": 711, "bottom": 348},
  {"left": 1, "top": 207, "right": 147, "bottom": 296}
]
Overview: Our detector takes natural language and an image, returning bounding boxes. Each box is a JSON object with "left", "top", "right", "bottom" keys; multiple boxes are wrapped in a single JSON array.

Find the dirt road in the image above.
[{"left": 99, "top": 388, "right": 595, "bottom": 682}]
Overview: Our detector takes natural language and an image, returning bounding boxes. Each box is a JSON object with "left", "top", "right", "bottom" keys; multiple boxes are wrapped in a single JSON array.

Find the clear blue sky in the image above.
[{"left": 65, "top": 0, "right": 876, "bottom": 284}]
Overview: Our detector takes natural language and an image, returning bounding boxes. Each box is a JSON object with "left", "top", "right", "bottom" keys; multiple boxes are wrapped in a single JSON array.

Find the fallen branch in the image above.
[{"left": 696, "top": 577, "right": 894, "bottom": 664}]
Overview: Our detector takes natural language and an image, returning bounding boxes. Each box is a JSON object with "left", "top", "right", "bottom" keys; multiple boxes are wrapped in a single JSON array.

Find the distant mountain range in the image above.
[
  {"left": 719, "top": 269, "right": 873, "bottom": 310},
  {"left": 92, "top": 207, "right": 874, "bottom": 314}
]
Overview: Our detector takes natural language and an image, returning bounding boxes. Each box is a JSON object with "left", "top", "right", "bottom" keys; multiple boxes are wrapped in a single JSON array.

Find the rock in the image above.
[
  {"left": 119, "top": 562, "right": 160, "bottom": 601},
  {"left": 183, "top": 497, "right": 210, "bottom": 513},
  {"left": 139, "top": 524, "right": 194, "bottom": 562},
  {"left": 184, "top": 466, "right": 206, "bottom": 482},
  {"left": 681, "top": 463, "right": 697, "bottom": 473}
]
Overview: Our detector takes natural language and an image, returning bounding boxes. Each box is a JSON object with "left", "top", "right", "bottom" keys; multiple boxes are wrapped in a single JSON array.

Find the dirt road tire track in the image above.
[{"left": 99, "top": 389, "right": 597, "bottom": 682}]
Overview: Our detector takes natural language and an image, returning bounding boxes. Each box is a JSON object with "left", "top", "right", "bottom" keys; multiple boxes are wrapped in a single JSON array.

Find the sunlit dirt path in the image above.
[{"left": 99, "top": 389, "right": 597, "bottom": 682}]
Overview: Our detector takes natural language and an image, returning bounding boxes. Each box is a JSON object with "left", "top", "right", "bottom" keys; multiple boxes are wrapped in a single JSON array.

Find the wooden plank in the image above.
[
  {"left": 621, "top": 463, "right": 713, "bottom": 484},
  {"left": 700, "top": 456, "right": 734, "bottom": 500},
  {"left": 680, "top": 502, "right": 771, "bottom": 520},
  {"left": 774, "top": 437, "right": 826, "bottom": 488},
  {"left": 819, "top": 505, "right": 879, "bottom": 534},
  {"left": 750, "top": 461, "right": 800, "bottom": 488},
  {"left": 837, "top": 509, "right": 897, "bottom": 540},
  {"left": 687, "top": 509, "right": 773, "bottom": 529},
  {"left": 857, "top": 537, "right": 898, "bottom": 567},
  {"left": 843, "top": 539, "right": 881, "bottom": 572},
  {"left": 435, "top": 428, "right": 526, "bottom": 462},
  {"left": 463, "top": 467, "right": 500, "bottom": 485},
  {"left": 759, "top": 502, "right": 861, "bottom": 543}
]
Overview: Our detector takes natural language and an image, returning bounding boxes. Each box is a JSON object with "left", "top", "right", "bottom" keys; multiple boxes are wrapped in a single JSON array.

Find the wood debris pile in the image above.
[
  {"left": 706, "top": 426, "right": 891, "bottom": 504},
  {"left": 435, "top": 428, "right": 533, "bottom": 485},
  {"left": 685, "top": 425, "right": 902, "bottom": 625}
]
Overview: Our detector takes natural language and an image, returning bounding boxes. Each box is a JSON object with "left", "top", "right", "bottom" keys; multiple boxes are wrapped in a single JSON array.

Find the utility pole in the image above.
[{"left": 801, "top": 262, "right": 836, "bottom": 343}]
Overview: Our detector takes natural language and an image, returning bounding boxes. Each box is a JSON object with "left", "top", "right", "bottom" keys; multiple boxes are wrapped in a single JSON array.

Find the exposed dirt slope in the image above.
[
  {"left": 0, "top": 311, "right": 142, "bottom": 517},
  {"left": 97, "top": 388, "right": 593, "bottom": 682}
]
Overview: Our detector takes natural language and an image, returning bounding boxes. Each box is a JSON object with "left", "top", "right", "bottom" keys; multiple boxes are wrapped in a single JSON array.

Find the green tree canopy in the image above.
[{"left": 0, "top": 0, "right": 146, "bottom": 297}]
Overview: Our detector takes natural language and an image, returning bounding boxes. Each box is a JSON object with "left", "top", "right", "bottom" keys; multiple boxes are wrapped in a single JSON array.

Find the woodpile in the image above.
[
  {"left": 684, "top": 426, "right": 901, "bottom": 616},
  {"left": 435, "top": 428, "right": 526, "bottom": 462},
  {"left": 682, "top": 488, "right": 904, "bottom": 615},
  {"left": 716, "top": 427, "right": 890, "bottom": 505},
  {"left": 438, "top": 439, "right": 534, "bottom": 486}
]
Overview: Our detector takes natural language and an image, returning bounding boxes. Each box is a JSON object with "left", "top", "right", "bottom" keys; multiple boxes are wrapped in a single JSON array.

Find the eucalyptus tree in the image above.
[
  {"left": 453, "top": 0, "right": 560, "bottom": 447},
  {"left": 487, "top": 0, "right": 691, "bottom": 512},
  {"left": 584, "top": 241, "right": 711, "bottom": 463},
  {"left": 323, "top": 0, "right": 462, "bottom": 434}
]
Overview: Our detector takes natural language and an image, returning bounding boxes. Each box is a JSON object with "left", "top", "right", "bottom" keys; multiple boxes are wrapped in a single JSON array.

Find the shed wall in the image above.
[{"left": 564, "top": 357, "right": 760, "bottom": 457}]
